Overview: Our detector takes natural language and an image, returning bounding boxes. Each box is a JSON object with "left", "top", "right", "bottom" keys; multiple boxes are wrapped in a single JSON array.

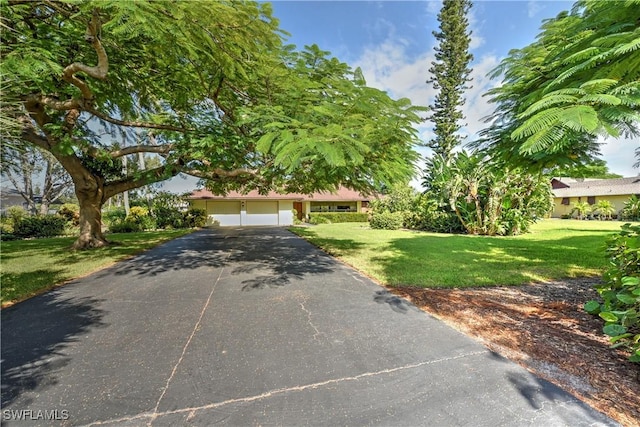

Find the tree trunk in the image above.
[{"left": 73, "top": 184, "right": 109, "bottom": 250}]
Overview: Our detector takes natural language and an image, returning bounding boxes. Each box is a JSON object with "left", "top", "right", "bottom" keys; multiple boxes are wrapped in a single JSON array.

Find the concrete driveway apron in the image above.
[{"left": 1, "top": 227, "right": 619, "bottom": 426}]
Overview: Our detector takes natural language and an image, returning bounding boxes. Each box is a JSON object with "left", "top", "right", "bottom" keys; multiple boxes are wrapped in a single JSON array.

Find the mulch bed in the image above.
[{"left": 390, "top": 278, "right": 640, "bottom": 427}]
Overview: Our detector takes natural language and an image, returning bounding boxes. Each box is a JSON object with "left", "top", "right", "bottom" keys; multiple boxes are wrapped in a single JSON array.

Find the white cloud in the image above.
[
  {"left": 527, "top": 1, "right": 544, "bottom": 18},
  {"left": 468, "top": 6, "right": 485, "bottom": 51},
  {"left": 599, "top": 136, "right": 639, "bottom": 177}
]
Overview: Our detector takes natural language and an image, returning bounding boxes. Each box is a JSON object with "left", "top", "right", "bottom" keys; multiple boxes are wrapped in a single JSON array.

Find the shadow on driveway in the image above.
[{"left": 1, "top": 293, "right": 106, "bottom": 407}]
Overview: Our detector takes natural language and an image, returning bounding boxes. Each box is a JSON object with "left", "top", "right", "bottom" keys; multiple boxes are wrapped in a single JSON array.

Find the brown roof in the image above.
[
  {"left": 551, "top": 177, "right": 640, "bottom": 198},
  {"left": 188, "top": 186, "right": 373, "bottom": 202}
]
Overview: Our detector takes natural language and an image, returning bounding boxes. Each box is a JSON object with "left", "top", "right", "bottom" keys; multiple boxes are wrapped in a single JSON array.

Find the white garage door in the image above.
[
  {"left": 207, "top": 201, "right": 241, "bottom": 226},
  {"left": 246, "top": 201, "right": 279, "bottom": 226}
]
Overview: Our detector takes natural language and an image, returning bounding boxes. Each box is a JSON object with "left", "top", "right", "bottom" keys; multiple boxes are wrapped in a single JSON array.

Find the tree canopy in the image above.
[
  {"left": 1, "top": 0, "right": 424, "bottom": 248},
  {"left": 480, "top": 0, "right": 640, "bottom": 169}
]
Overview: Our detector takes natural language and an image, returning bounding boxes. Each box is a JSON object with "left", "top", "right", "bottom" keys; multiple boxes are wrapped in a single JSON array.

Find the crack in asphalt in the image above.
[
  {"left": 85, "top": 350, "right": 489, "bottom": 426},
  {"left": 146, "top": 252, "right": 231, "bottom": 426},
  {"left": 298, "top": 296, "right": 325, "bottom": 341}
]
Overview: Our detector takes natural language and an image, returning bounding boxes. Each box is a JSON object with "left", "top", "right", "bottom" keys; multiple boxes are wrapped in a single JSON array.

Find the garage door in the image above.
[
  {"left": 246, "top": 201, "right": 279, "bottom": 226},
  {"left": 207, "top": 201, "right": 241, "bottom": 226}
]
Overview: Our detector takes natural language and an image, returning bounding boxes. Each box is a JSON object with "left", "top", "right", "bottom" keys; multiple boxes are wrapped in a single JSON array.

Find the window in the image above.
[
  {"left": 561, "top": 197, "right": 570, "bottom": 205},
  {"left": 587, "top": 196, "right": 595, "bottom": 205},
  {"left": 310, "top": 202, "right": 357, "bottom": 212}
]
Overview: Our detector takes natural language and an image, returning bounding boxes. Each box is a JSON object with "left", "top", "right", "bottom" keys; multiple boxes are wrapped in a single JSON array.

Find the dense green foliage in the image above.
[
  {"left": 594, "top": 200, "right": 615, "bottom": 220},
  {"left": 57, "top": 203, "right": 80, "bottom": 225},
  {"left": 482, "top": 0, "right": 640, "bottom": 168},
  {"left": 369, "top": 211, "right": 404, "bottom": 230},
  {"left": 424, "top": 152, "right": 553, "bottom": 235},
  {"left": 547, "top": 158, "right": 623, "bottom": 179},
  {"left": 2, "top": 0, "right": 423, "bottom": 248},
  {"left": 107, "top": 203, "right": 206, "bottom": 232},
  {"left": 369, "top": 184, "right": 418, "bottom": 229},
  {"left": 13, "top": 215, "right": 66, "bottom": 238},
  {"left": 621, "top": 195, "right": 640, "bottom": 221},
  {"left": 308, "top": 212, "right": 369, "bottom": 224},
  {"left": 585, "top": 223, "right": 640, "bottom": 362},
  {"left": 426, "top": 0, "right": 473, "bottom": 162}
]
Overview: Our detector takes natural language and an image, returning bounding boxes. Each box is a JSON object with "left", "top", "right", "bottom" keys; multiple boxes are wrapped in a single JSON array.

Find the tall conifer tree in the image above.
[{"left": 426, "top": 0, "right": 474, "bottom": 164}]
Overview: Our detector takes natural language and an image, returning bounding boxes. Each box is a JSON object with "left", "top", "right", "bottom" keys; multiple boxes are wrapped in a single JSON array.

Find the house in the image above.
[
  {"left": 188, "top": 186, "right": 373, "bottom": 226},
  {"left": 550, "top": 177, "right": 640, "bottom": 218},
  {"left": 0, "top": 187, "right": 29, "bottom": 214}
]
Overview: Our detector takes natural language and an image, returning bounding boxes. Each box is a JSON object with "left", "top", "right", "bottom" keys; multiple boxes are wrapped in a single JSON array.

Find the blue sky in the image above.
[{"left": 164, "top": 0, "right": 638, "bottom": 192}]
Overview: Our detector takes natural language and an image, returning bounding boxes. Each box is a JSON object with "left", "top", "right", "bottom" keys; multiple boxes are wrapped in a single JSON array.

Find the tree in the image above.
[
  {"left": 2, "top": 1, "right": 423, "bottom": 249},
  {"left": 571, "top": 200, "right": 592, "bottom": 220},
  {"left": 481, "top": 0, "right": 640, "bottom": 168},
  {"left": 425, "top": 0, "right": 474, "bottom": 164},
  {"left": 594, "top": 200, "right": 615, "bottom": 220},
  {"left": 433, "top": 151, "right": 553, "bottom": 235},
  {"left": 2, "top": 146, "right": 73, "bottom": 214}
]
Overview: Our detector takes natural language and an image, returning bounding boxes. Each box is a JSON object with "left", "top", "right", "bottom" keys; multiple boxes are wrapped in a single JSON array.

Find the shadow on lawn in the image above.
[{"left": 1, "top": 292, "right": 106, "bottom": 408}]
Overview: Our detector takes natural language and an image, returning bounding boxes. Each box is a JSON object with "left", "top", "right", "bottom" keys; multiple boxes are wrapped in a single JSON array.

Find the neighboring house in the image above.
[
  {"left": 188, "top": 186, "right": 373, "bottom": 226},
  {"left": 0, "top": 187, "right": 29, "bottom": 214},
  {"left": 550, "top": 177, "right": 640, "bottom": 218}
]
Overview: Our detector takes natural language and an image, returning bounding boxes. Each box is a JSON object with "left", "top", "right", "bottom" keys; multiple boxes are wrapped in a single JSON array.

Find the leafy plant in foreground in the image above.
[{"left": 585, "top": 223, "right": 640, "bottom": 362}]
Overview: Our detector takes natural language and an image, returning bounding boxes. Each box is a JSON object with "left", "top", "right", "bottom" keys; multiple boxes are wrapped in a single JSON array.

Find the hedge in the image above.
[
  {"left": 308, "top": 212, "right": 369, "bottom": 224},
  {"left": 13, "top": 215, "right": 66, "bottom": 238},
  {"left": 369, "top": 211, "right": 404, "bottom": 230}
]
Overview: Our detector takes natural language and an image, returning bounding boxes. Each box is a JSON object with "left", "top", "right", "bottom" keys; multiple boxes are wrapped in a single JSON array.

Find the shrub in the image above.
[
  {"left": 1, "top": 215, "right": 14, "bottom": 234},
  {"left": 620, "top": 195, "right": 640, "bottom": 221},
  {"left": 308, "top": 212, "right": 368, "bottom": 224},
  {"left": 127, "top": 206, "right": 155, "bottom": 230},
  {"left": 108, "top": 206, "right": 156, "bottom": 233},
  {"left": 183, "top": 208, "right": 206, "bottom": 228},
  {"left": 6, "top": 206, "right": 28, "bottom": 224},
  {"left": 369, "top": 211, "right": 404, "bottom": 230},
  {"left": 103, "top": 207, "right": 126, "bottom": 226},
  {"left": 154, "top": 207, "right": 184, "bottom": 229},
  {"left": 308, "top": 215, "right": 332, "bottom": 225},
  {"left": 109, "top": 220, "right": 142, "bottom": 233},
  {"left": 584, "top": 223, "right": 640, "bottom": 362},
  {"left": 13, "top": 215, "right": 66, "bottom": 238},
  {"left": 151, "top": 191, "right": 190, "bottom": 228},
  {"left": 410, "top": 197, "right": 465, "bottom": 233},
  {"left": 57, "top": 203, "right": 80, "bottom": 225}
]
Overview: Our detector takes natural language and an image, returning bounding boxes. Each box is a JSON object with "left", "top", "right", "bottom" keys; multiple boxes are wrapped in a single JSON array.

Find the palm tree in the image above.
[
  {"left": 594, "top": 200, "right": 615, "bottom": 220},
  {"left": 571, "top": 201, "right": 591, "bottom": 220}
]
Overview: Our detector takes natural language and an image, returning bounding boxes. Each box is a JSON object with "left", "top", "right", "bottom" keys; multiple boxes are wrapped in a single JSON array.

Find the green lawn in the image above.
[
  {"left": 291, "top": 219, "right": 635, "bottom": 288},
  {"left": 0, "top": 229, "right": 193, "bottom": 306}
]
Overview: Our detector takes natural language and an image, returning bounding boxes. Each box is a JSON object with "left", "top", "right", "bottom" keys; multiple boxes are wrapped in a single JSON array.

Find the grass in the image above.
[
  {"left": 290, "top": 219, "right": 636, "bottom": 288},
  {"left": 0, "top": 229, "right": 193, "bottom": 306}
]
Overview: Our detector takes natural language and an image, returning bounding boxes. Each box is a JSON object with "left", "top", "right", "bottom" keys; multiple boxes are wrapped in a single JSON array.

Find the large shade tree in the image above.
[
  {"left": 2, "top": 1, "right": 424, "bottom": 249},
  {"left": 481, "top": 0, "right": 640, "bottom": 168}
]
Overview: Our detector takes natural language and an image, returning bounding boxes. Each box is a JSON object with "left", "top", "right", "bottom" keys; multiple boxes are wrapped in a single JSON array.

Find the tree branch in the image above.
[
  {"left": 109, "top": 144, "right": 174, "bottom": 158},
  {"left": 182, "top": 166, "right": 258, "bottom": 179},
  {"left": 103, "top": 164, "right": 183, "bottom": 199},
  {"left": 27, "top": 95, "right": 81, "bottom": 111},
  {"left": 85, "top": 105, "right": 190, "bottom": 132},
  {"left": 62, "top": 9, "right": 108, "bottom": 103}
]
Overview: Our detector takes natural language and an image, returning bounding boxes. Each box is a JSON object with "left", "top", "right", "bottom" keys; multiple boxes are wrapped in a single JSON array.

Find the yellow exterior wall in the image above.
[{"left": 551, "top": 194, "right": 631, "bottom": 218}]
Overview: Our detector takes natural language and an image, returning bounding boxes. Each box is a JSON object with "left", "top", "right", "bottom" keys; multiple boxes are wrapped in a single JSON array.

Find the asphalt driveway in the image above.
[{"left": 1, "top": 227, "right": 618, "bottom": 426}]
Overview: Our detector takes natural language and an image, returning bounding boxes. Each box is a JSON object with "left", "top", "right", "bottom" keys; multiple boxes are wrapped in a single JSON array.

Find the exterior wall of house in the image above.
[
  {"left": 278, "top": 200, "right": 294, "bottom": 225},
  {"left": 551, "top": 194, "right": 631, "bottom": 218},
  {"left": 189, "top": 199, "right": 294, "bottom": 226}
]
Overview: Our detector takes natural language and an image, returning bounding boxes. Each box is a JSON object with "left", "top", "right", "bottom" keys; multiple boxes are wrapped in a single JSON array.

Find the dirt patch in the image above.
[{"left": 390, "top": 278, "right": 640, "bottom": 427}]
